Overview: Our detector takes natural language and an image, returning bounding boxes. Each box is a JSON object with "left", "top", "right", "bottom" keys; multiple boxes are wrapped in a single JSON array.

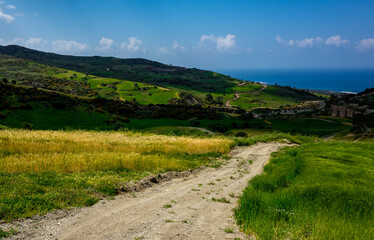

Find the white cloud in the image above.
[
  {"left": 0, "top": 10, "right": 14, "bottom": 23},
  {"left": 275, "top": 35, "right": 283, "bottom": 43},
  {"left": 0, "top": 1, "right": 15, "bottom": 23},
  {"left": 276, "top": 35, "right": 352, "bottom": 48},
  {"left": 52, "top": 40, "right": 89, "bottom": 54},
  {"left": 325, "top": 35, "right": 349, "bottom": 47},
  {"left": 172, "top": 40, "right": 185, "bottom": 50},
  {"left": 200, "top": 34, "right": 216, "bottom": 43},
  {"left": 216, "top": 34, "right": 236, "bottom": 51},
  {"left": 0, "top": 38, "right": 5, "bottom": 45},
  {"left": 199, "top": 34, "right": 236, "bottom": 52},
  {"left": 6, "top": 4, "right": 15, "bottom": 9},
  {"left": 7, "top": 37, "right": 47, "bottom": 49},
  {"left": 98, "top": 37, "right": 114, "bottom": 51},
  {"left": 120, "top": 37, "right": 143, "bottom": 52},
  {"left": 295, "top": 37, "right": 323, "bottom": 48},
  {"left": 356, "top": 38, "right": 374, "bottom": 52}
]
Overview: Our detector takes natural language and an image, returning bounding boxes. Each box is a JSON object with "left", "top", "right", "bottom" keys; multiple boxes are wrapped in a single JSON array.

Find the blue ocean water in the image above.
[{"left": 216, "top": 69, "right": 374, "bottom": 93}]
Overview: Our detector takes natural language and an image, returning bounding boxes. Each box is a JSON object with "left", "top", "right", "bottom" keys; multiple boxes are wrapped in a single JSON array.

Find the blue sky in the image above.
[{"left": 1, "top": 0, "right": 374, "bottom": 69}]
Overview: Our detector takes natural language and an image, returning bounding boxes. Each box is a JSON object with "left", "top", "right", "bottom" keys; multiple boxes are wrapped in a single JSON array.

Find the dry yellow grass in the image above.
[{"left": 0, "top": 129, "right": 232, "bottom": 173}]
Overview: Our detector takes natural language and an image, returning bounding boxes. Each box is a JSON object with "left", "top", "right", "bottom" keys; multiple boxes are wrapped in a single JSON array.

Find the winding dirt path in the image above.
[
  {"left": 7, "top": 142, "right": 292, "bottom": 240},
  {"left": 225, "top": 85, "right": 267, "bottom": 108}
]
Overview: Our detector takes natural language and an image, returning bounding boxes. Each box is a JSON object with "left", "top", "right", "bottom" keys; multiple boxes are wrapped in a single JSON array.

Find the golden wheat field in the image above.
[{"left": 0, "top": 129, "right": 232, "bottom": 173}]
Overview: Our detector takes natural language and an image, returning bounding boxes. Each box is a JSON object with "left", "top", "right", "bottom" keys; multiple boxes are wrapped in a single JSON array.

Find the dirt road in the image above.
[
  {"left": 225, "top": 85, "right": 267, "bottom": 107},
  {"left": 7, "top": 142, "right": 292, "bottom": 240}
]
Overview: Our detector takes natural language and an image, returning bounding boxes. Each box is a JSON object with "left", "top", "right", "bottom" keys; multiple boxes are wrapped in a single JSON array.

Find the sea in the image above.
[{"left": 216, "top": 69, "right": 374, "bottom": 93}]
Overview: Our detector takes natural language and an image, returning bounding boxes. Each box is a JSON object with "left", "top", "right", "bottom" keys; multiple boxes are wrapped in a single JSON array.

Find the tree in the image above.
[{"left": 205, "top": 94, "right": 213, "bottom": 103}]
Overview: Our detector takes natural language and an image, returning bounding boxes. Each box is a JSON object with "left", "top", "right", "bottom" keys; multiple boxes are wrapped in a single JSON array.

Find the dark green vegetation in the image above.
[
  {"left": 268, "top": 118, "right": 351, "bottom": 137},
  {"left": 235, "top": 140, "right": 374, "bottom": 239},
  {"left": 232, "top": 85, "right": 320, "bottom": 110},
  {"left": 0, "top": 81, "right": 348, "bottom": 136},
  {"left": 0, "top": 45, "right": 320, "bottom": 109}
]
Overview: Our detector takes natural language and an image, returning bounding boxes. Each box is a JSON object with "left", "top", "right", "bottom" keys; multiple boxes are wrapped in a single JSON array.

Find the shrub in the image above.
[
  {"left": 18, "top": 103, "right": 33, "bottom": 110},
  {"left": 235, "top": 131, "right": 248, "bottom": 137},
  {"left": 189, "top": 117, "right": 201, "bottom": 127},
  {"left": 23, "top": 122, "right": 34, "bottom": 130},
  {"left": 113, "top": 122, "right": 125, "bottom": 131}
]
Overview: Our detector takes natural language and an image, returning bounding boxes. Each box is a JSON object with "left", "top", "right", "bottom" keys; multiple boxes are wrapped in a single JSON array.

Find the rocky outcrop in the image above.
[{"left": 325, "top": 87, "right": 374, "bottom": 118}]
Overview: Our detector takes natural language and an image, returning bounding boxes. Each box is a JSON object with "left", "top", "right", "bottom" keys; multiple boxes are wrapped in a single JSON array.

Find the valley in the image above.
[{"left": 0, "top": 45, "right": 373, "bottom": 240}]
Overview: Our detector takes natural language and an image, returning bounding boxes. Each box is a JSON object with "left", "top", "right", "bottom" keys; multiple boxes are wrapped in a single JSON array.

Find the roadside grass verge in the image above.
[
  {"left": 235, "top": 140, "right": 374, "bottom": 239},
  {"left": 0, "top": 129, "right": 319, "bottom": 221},
  {"left": 231, "top": 132, "right": 318, "bottom": 146},
  {"left": 0, "top": 129, "right": 232, "bottom": 221}
]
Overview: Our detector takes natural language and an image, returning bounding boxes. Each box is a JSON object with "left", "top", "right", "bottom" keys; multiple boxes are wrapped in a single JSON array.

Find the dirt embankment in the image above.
[{"left": 5, "top": 142, "right": 292, "bottom": 240}]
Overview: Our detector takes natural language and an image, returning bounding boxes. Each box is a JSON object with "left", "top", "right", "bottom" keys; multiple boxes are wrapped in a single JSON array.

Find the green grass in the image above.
[
  {"left": 269, "top": 118, "right": 351, "bottom": 137},
  {"left": 211, "top": 197, "right": 230, "bottom": 203},
  {"left": 0, "top": 102, "right": 113, "bottom": 130},
  {"left": 227, "top": 117, "right": 351, "bottom": 138},
  {"left": 231, "top": 85, "right": 319, "bottom": 110},
  {"left": 235, "top": 140, "right": 374, "bottom": 239},
  {"left": 0, "top": 129, "right": 232, "bottom": 221},
  {"left": 1, "top": 54, "right": 320, "bottom": 109}
]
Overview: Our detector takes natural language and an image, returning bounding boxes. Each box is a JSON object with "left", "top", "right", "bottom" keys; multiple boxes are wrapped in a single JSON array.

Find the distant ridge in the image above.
[{"left": 0, "top": 44, "right": 167, "bottom": 69}]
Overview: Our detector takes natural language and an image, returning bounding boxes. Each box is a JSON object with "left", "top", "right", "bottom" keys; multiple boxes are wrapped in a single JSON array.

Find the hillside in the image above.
[{"left": 0, "top": 45, "right": 321, "bottom": 109}]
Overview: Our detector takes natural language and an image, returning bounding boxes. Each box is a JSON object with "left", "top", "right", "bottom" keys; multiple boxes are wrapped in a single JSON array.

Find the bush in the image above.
[
  {"left": 113, "top": 122, "right": 125, "bottom": 131},
  {"left": 0, "top": 112, "right": 6, "bottom": 119},
  {"left": 235, "top": 131, "right": 248, "bottom": 137},
  {"left": 189, "top": 117, "right": 201, "bottom": 127},
  {"left": 23, "top": 122, "right": 34, "bottom": 130},
  {"left": 18, "top": 103, "right": 33, "bottom": 110}
]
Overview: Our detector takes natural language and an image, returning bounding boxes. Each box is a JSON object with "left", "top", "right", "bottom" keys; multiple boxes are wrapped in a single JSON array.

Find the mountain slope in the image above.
[
  {"left": 0, "top": 45, "right": 321, "bottom": 110},
  {"left": 0, "top": 45, "right": 234, "bottom": 93}
]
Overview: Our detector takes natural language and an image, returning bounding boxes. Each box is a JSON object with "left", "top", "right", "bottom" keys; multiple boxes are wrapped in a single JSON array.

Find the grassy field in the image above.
[
  {"left": 226, "top": 117, "right": 351, "bottom": 138},
  {"left": 268, "top": 118, "right": 351, "bottom": 137},
  {"left": 235, "top": 140, "right": 374, "bottom": 239},
  {"left": 1, "top": 54, "right": 320, "bottom": 108},
  {"left": 231, "top": 85, "right": 320, "bottom": 110},
  {"left": 0, "top": 129, "right": 232, "bottom": 221},
  {"left": 54, "top": 70, "right": 181, "bottom": 104},
  {"left": 0, "top": 102, "right": 114, "bottom": 131}
]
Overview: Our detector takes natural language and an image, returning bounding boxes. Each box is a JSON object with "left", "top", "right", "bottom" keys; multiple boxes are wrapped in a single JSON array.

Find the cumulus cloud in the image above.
[
  {"left": 276, "top": 35, "right": 352, "bottom": 48},
  {"left": 0, "top": 2, "right": 15, "bottom": 23},
  {"left": 216, "top": 34, "right": 236, "bottom": 51},
  {"left": 6, "top": 4, "right": 15, "bottom": 9},
  {"left": 120, "top": 37, "right": 143, "bottom": 52},
  {"left": 275, "top": 35, "right": 283, "bottom": 43},
  {"left": 52, "top": 40, "right": 89, "bottom": 54},
  {"left": 325, "top": 35, "right": 349, "bottom": 47},
  {"left": 98, "top": 37, "right": 114, "bottom": 51},
  {"left": 7, "top": 37, "right": 47, "bottom": 49},
  {"left": 199, "top": 34, "right": 236, "bottom": 52},
  {"left": 172, "top": 41, "right": 185, "bottom": 50},
  {"left": 296, "top": 37, "right": 323, "bottom": 47},
  {"left": 356, "top": 38, "right": 374, "bottom": 52},
  {"left": 0, "top": 10, "right": 14, "bottom": 23}
]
